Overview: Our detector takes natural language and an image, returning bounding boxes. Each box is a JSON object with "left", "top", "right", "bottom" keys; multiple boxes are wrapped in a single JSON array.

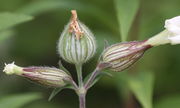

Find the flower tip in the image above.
[
  {"left": 3, "top": 62, "right": 23, "bottom": 75},
  {"left": 3, "top": 62, "right": 16, "bottom": 75},
  {"left": 71, "top": 10, "right": 77, "bottom": 15},
  {"left": 71, "top": 10, "right": 78, "bottom": 20}
]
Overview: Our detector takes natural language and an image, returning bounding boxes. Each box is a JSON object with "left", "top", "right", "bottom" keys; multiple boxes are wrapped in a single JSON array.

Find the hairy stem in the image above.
[
  {"left": 71, "top": 80, "right": 79, "bottom": 90},
  {"left": 75, "top": 64, "right": 86, "bottom": 108},
  {"left": 76, "top": 62, "right": 110, "bottom": 108},
  {"left": 84, "top": 62, "right": 110, "bottom": 89},
  {"left": 75, "top": 64, "right": 83, "bottom": 87},
  {"left": 84, "top": 67, "right": 100, "bottom": 89},
  {"left": 79, "top": 94, "right": 86, "bottom": 108}
]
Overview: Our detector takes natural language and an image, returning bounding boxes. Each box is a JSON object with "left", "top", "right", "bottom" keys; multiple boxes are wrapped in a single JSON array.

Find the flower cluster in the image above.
[
  {"left": 3, "top": 10, "right": 180, "bottom": 108},
  {"left": 4, "top": 11, "right": 180, "bottom": 86}
]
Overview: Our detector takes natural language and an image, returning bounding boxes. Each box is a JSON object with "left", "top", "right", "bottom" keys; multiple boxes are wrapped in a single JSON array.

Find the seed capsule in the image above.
[
  {"left": 3, "top": 62, "right": 71, "bottom": 87},
  {"left": 101, "top": 41, "right": 152, "bottom": 72},
  {"left": 58, "top": 10, "right": 96, "bottom": 64}
]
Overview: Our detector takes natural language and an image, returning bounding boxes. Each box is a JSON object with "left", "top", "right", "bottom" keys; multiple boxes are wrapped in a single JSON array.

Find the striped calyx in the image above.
[
  {"left": 58, "top": 10, "right": 96, "bottom": 64},
  {"left": 101, "top": 41, "right": 152, "bottom": 72},
  {"left": 3, "top": 62, "right": 71, "bottom": 87}
]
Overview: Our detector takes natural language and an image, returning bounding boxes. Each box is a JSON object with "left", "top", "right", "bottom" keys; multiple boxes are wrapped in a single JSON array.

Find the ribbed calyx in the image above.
[
  {"left": 58, "top": 10, "right": 96, "bottom": 64},
  {"left": 101, "top": 41, "right": 152, "bottom": 72},
  {"left": 3, "top": 62, "right": 71, "bottom": 87}
]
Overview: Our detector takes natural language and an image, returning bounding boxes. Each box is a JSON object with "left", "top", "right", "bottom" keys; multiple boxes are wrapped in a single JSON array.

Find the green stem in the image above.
[
  {"left": 79, "top": 94, "right": 86, "bottom": 108},
  {"left": 84, "top": 67, "right": 100, "bottom": 90},
  {"left": 75, "top": 64, "right": 83, "bottom": 87},
  {"left": 84, "top": 62, "right": 111, "bottom": 90},
  {"left": 75, "top": 64, "right": 86, "bottom": 108}
]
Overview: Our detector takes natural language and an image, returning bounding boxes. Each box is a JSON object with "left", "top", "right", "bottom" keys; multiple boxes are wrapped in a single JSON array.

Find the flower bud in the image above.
[
  {"left": 58, "top": 10, "right": 96, "bottom": 64},
  {"left": 101, "top": 41, "right": 151, "bottom": 72},
  {"left": 3, "top": 62, "right": 71, "bottom": 87}
]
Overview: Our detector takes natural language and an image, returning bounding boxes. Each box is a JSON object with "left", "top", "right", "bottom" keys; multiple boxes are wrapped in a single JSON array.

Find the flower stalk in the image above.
[
  {"left": 79, "top": 94, "right": 86, "bottom": 108},
  {"left": 84, "top": 62, "right": 111, "bottom": 89},
  {"left": 75, "top": 64, "right": 84, "bottom": 88},
  {"left": 84, "top": 67, "right": 99, "bottom": 90},
  {"left": 75, "top": 64, "right": 87, "bottom": 108}
]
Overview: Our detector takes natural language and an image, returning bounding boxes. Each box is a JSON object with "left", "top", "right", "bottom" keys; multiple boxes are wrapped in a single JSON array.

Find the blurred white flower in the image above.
[
  {"left": 165, "top": 16, "right": 180, "bottom": 45},
  {"left": 165, "top": 16, "right": 180, "bottom": 34},
  {"left": 145, "top": 16, "right": 180, "bottom": 46},
  {"left": 167, "top": 35, "right": 180, "bottom": 45}
]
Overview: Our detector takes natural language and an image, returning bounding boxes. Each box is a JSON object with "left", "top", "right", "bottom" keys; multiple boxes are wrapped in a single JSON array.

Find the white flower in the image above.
[
  {"left": 167, "top": 35, "right": 180, "bottom": 45},
  {"left": 145, "top": 16, "right": 180, "bottom": 46},
  {"left": 165, "top": 16, "right": 180, "bottom": 45}
]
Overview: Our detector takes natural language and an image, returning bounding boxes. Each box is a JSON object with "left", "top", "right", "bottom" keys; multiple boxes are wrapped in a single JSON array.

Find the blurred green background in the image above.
[{"left": 0, "top": 0, "right": 180, "bottom": 108}]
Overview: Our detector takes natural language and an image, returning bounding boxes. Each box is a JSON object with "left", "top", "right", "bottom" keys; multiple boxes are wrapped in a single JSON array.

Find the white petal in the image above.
[
  {"left": 165, "top": 16, "right": 180, "bottom": 26},
  {"left": 167, "top": 26, "right": 180, "bottom": 35},
  {"left": 168, "top": 35, "right": 180, "bottom": 45},
  {"left": 165, "top": 16, "right": 180, "bottom": 35}
]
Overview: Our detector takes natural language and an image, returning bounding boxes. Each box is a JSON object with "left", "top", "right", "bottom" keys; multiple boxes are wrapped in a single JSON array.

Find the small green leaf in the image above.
[
  {"left": 0, "top": 12, "right": 33, "bottom": 31},
  {"left": 84, "top": 71, "right": 112, "bottom": 89},
  {"left": 48, "top": 87, "right": 64, "bottom": 101},
  {"left": 0, "top": 93, "right": 41, "bottom": 108},
  {"left": 128, "top": 72, "right": 154, "bottom": 108},
  {"left": 48, "top": 85, "right": 73, "bottom": 101},
  {"left": 58, "top": 60, "right": 71, "bottom": 76},
  {"left": 104, "top": 40, "right": 110, "bottom": 49},
  {"left": 90, "top": 72, "right": 112, "bottom": 88},
  {"left": 114, "top": 0, "right": 140, "bottom": 41},
  {"left": 154, "top": 94, "right": 180, "bottom": 108}
]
